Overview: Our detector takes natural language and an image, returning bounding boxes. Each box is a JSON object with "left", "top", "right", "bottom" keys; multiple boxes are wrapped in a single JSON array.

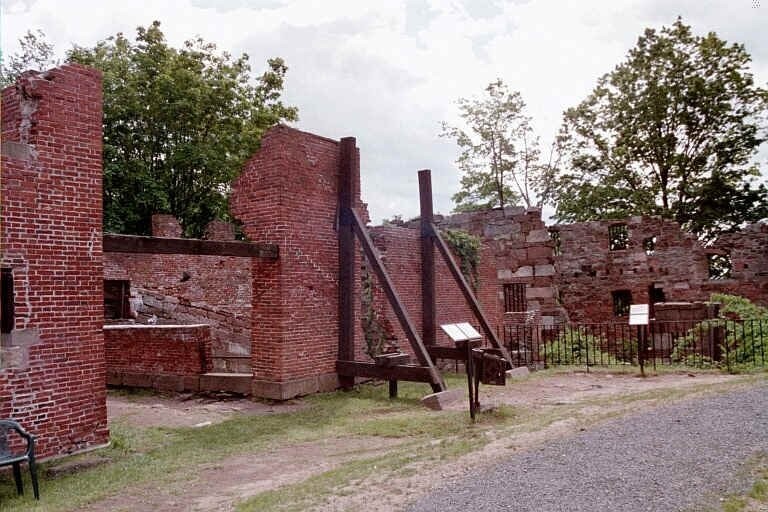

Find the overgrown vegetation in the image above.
[
  {"left": 360, "top": 265, "right": 388, "bottom": 359},
  {"left": 672, "top": 294, "right": 768, "bottom": 371},
  {"left": 442, "top": 229, "right": 481, "bottom": 289},
  {"left": 540, "top": 328, "right": 614, "bottom": 366}
]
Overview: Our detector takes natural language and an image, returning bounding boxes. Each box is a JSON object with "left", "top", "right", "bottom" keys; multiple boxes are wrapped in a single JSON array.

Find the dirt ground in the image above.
[{"left": 100, "top": 371, "right": 743, "bottom": 511}]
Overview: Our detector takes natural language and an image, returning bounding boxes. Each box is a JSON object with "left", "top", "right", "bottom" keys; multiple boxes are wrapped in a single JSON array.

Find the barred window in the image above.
[
  {"left": 1, "top": 268, "right": 14, "bottom": 334},
  {"left": 503, "top": 283, "right": 526, "bottom": 313},
  {"left": 612, "top": 289, "right": 632, "bottom": 317},
  {"left": 609, "top": 224, "right": 629, "bottom": 251},
  {"left": 104, "top": 280, "right": 131, "bottom": 319}
]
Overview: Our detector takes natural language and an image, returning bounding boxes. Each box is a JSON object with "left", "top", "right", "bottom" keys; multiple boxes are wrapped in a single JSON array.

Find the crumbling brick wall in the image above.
[
  {"left": 0, "top": 65, "right": 108, "bottom": 457},
  {"left": 104, "top": 217, "right": 252, "bottom": 372},
  {"left": 230, "top": 126, "right": 365, "bottom": 399}
]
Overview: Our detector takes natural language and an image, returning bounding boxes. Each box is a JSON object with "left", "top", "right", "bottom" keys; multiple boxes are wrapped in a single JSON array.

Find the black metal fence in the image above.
[{"left": 502, "top": 319, "right": 767, "bottom": 371}]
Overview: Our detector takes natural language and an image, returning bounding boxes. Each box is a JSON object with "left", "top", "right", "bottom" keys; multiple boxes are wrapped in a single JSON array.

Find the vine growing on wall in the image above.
[
  {"left": 361, "top": 265, "right": 387, "bottom": 359},
  {"left": 442, "top": 229, "right": 481, "bottom": 290}
]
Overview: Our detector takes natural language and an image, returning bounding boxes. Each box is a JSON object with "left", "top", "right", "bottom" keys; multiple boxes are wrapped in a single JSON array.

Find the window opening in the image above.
[
  {"left": 104, "top": 280, "right": 131, "bottom": 319},
  {"left": 642, "top": 236, "right": 657, "bottom": 255},
  {"left": 503, "top": 283, "right": 526, "bottom": 313},
  {"left": 609, "top": 224, "right": 629, "bottom": 251},
  {"left": 612, "top": 289, "right": 632, "bottom": 317},
  {"left": 549, "top": 230, "right": 562, "bottom": 256},
  {"left": 707, "top": 254, "right": 732, "bottom": 280},
  {"left": 1, "top": 268, "right": 14, "bottom": 334}
]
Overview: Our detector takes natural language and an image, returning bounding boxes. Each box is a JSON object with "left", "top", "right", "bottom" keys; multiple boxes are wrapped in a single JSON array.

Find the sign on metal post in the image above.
[{"left": 629, "top": 304, "right": 649, "bottom": 376}]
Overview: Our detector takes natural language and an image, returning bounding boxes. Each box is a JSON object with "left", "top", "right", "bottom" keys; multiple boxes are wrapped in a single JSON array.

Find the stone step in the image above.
[{"left": 200, "top": 372, "right": 252, "bottom": 395}]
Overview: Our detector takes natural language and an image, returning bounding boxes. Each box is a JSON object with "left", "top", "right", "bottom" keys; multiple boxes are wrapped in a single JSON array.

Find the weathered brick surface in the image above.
[
  {"left": 368, "top": 225, "right": 501, "bottom": 353},
  {"left": 104, "top": 324, "right": 212, "bottom": 388},
  {"left": 230, "top": 126, "right": 364, "bottom": 398},
  {"left": 706, "top": 222, "right": 768, "bottom": 304},
  {"left": 104, "top": 250, "right": 252, "bottom": 365},
  {"left": 0, "top": 64, "right": 108, "bottom": 457}
]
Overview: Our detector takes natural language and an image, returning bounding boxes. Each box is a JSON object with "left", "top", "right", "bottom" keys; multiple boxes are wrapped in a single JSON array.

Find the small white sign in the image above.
[
  {"left": 457, "top": 322, "right": 482, "bottom": 339},
  {"left": 440, "top": 323, "right": 483, "bottom": 342},
  {"left": 629, "top": 304, "right": 649, "bottom": 325}
]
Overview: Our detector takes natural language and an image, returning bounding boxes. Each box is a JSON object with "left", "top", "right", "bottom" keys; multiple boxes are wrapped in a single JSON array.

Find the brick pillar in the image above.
[
  {"left": 203, "top": 220, "right": 236, "bottom": 241},
  {"left": 1, "top": 64, "right": 108, "bottom": 456},
  {"left": 230, "top": 126, "right": 363, "bottom": 400}
]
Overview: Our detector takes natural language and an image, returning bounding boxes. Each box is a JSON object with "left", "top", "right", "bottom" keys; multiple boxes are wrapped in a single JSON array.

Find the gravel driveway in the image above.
[{"left": 408, "top": 382, "right": 768, "bottom": 512}]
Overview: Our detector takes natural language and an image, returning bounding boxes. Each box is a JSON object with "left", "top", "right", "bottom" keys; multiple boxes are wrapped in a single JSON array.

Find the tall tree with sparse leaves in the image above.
[
  {"left": 67, "top": 21, "right": 298, "bottom": 236},
  {"left": 442, "top": 79, "right": 545, "bottom": 213},
  {"left": 0, "top": 29, "right": 58, "bottom": 87},
  {"left": 542, "top": 19, "right": 768, "bottom": 239}
]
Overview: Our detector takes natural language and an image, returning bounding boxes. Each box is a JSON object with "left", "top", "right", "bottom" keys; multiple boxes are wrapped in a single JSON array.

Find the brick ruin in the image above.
[
  {"left": 1, "top": 63, "right": 766, "bottom": 458},
  {"left": 1, "top": 65, "right": 109, "bottom": 456}
]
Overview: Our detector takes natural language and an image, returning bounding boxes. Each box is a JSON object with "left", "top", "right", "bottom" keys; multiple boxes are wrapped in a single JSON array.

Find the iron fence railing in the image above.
[{"left": 501, "top": 319, "right": 767, "bottom": 371}]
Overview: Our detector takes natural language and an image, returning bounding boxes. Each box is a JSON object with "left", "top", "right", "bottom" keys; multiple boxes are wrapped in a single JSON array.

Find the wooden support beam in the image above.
[
  {"left": 431, "top": 223, "right": 514, "bottom": 367},
  {"left": 337, "top": 137, "right": 357, "bottom": 390},
  {"left": 418, "top": 170, "right": 436, "bottom": 346},
  {"left": 336, "top": 361, "right": 436, "bottom": 383},
  {"left": 103, "top": 234, "right": 279, "bottom": 259},
  {"left": 349, "top": 209, "right": 446, "bottom": 392},
  {"left": 427, "top": 345, "right": 468, "bottom": 361}
]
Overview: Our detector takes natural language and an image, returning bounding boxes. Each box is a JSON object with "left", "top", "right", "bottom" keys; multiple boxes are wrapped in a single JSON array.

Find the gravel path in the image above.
[{"left": 407, "top": 383, "right": 768, "bottom": 512}]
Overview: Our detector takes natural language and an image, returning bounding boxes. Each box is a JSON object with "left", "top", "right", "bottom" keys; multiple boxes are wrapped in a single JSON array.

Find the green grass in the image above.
[{"left": 1, "top": 372, "right": 761, "bottom": 511}]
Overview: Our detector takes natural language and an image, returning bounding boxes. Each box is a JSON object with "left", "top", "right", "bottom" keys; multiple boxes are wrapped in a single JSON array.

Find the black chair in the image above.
[{"left": 0, "top": 420, "right": 39, "bottom": 500}]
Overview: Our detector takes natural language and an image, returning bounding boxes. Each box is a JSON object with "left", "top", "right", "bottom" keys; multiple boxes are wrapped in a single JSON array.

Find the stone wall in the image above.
[{"left": 0, "top": 65, "right": 108, "bottom": 457}]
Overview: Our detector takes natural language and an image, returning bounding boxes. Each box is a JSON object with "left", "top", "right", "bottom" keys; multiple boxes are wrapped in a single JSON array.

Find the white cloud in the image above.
[{"left": 2, "top": 0, "right": 766, "bottom": 224}]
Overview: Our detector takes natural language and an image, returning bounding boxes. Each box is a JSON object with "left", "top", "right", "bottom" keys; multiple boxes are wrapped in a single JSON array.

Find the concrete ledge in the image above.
[
  {"left": 252, "top": 373, "right": 340, "bottom": 400},
  {"left": 107, "top": 371, "right": 201, "bottom": 393}
]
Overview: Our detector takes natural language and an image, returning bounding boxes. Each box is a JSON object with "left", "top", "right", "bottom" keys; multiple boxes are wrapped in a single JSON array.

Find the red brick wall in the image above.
[
  {"left": 230, "top": 126, "right": 364, "bottom": 399},
  {"left": 104, "top": 325, "right": 212, "bottom": 388},
  {"left": 0, "top": 64, "right": 108, "bottom": 457},
  {"left": 368, "top": 225, "right": 502, "bottom": 354},
  {"left": 104, "top": 252, "right": 252, "bottom": 364}
]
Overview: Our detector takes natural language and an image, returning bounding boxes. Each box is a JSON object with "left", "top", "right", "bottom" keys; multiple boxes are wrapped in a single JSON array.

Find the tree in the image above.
[
  {"left": 67, "top": 21, "right": 298, "bottom": 236},
  {"left": 0, "top": 29, "right": 57, "bottom": 87},
  {"left": 442, "top": 79, "right": 546, "bottom": 213},
  {"left": 543, "top": 19, "right": 768, "bottom": 239}
]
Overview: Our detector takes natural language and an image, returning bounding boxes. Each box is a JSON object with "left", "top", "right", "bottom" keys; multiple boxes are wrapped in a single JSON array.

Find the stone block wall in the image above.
[
  {"left": 0, "top": 64, "right": 108, "bottom": 457},
  {"left": 552, "top": 216, "right": 711, "bottom": 323},
  {"left": 705, "top": 222, "right": 768, "bottom": 304},
  {"left": 230, "top": 126, "right": 365, "bottom": 399},
  {"left": 104, "top": 324, "right": 213, "bottom": 391},
  {"left": 434, "top": 207, "right": 565, "bottom": 326}
]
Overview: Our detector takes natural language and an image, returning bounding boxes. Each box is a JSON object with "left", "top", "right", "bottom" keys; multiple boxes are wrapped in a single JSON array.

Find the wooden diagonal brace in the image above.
[
  {"left": 431, "top": 223, "right": 514, "bottom": 367},
  {"left": 349, "top": 208, "right": 446, "bottom": 392}
]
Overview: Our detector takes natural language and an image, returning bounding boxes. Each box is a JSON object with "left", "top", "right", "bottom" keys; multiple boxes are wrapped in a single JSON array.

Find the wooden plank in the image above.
[
  {"left": 337, "top": 137, "right": 357, "bottom": 390},
  {"left": 418, "top": 169, "right": 436, "bottom": 346},
  {"left": 336, "top": 361, "right": 436, "bottom": 383},
  {"left": 103, "top": 234, "right": 278, "bottom": 259},
  {"left": 426, "top": 345, "right": 468, "bottom": 361},
  {"left": 350, "top": 209, "right": 446, "bottom": 392},
  {"left": 431, "top": 223, "right": 514, "bottom": 367}
]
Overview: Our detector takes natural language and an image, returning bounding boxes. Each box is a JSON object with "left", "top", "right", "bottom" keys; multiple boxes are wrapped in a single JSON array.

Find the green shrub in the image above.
[{"left": 540, "top": 328, "right": 610, "bottom": 365}]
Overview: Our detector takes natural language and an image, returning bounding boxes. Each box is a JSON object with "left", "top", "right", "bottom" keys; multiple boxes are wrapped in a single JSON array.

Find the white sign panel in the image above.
[
  {"left": 629, "top": 304, "right": 649, "bottom": 325},
  {"left": 440, "top": 323, "right": 483, "bottom": 342}
]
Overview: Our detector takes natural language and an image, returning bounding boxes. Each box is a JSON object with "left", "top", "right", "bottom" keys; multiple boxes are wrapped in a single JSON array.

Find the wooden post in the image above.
[
  {"left": 338, "top": 137, "right": 356, "bottom": 390},
  {"left": 419, "top": 170, "right": 436, "bottom": 347}
]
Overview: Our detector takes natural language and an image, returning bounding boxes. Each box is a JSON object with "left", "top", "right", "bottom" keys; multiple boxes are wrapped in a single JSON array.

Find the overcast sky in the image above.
[{"left": 2, "top": 0, "right": 766, "bottom": 224}]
